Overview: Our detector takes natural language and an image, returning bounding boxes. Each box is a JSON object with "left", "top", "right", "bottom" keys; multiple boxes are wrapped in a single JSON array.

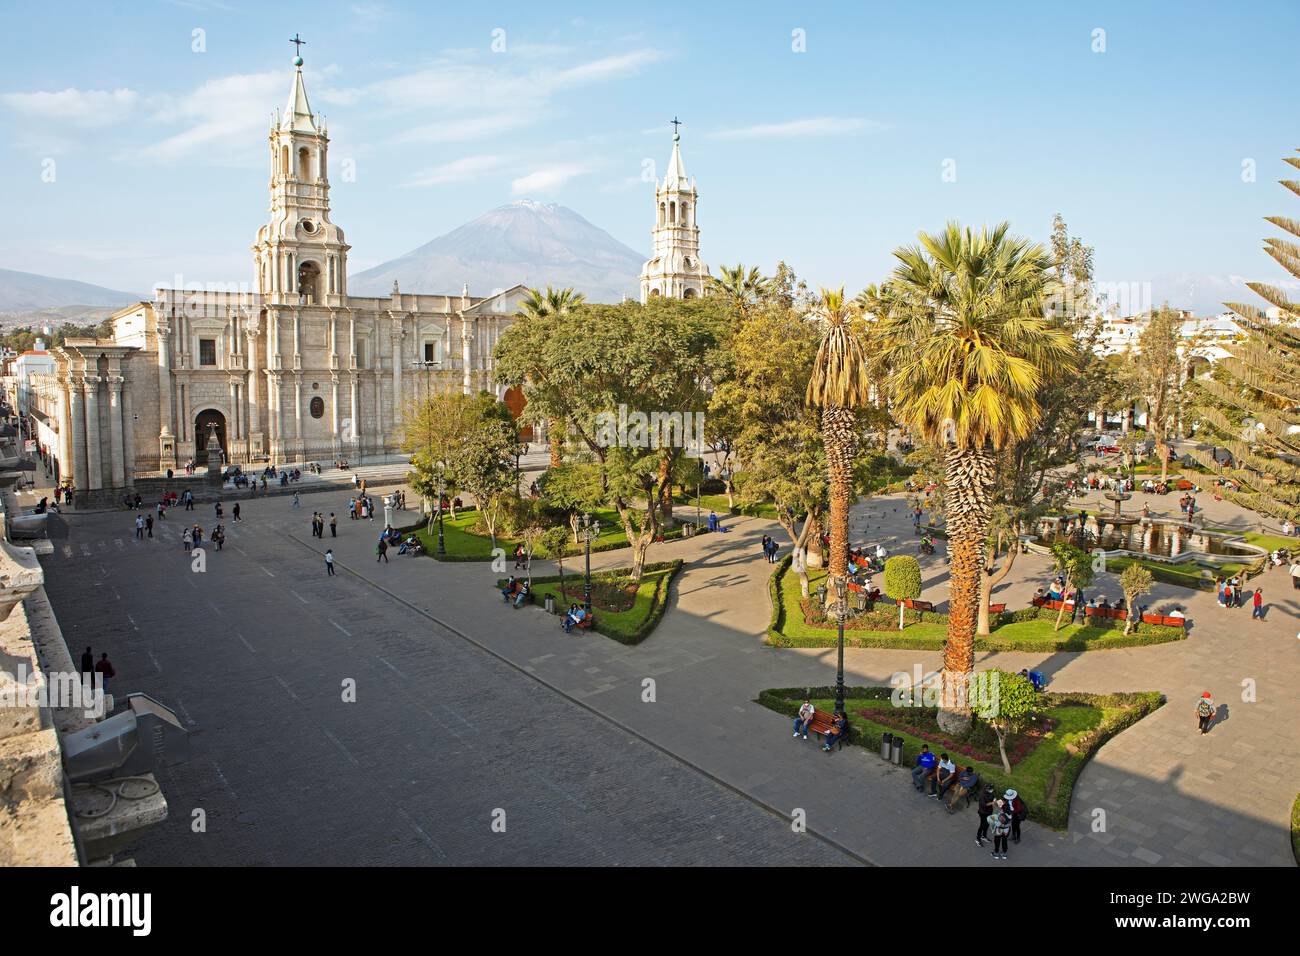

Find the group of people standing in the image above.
[
  {"left": 758, "top": 535, "right": 780, "bottom": 563},
  {"left": 310, "top": 511, "right": 337, "bottom": 539}
]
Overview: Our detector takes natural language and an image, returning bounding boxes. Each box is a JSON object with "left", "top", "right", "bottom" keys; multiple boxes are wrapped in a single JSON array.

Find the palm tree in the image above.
[
  {"left": 876, "top": 222, "right": 1074, "bottom": 733},
  {"left": 515, "top": 286, "right": 586, "bottom": 467},
  {"left": 805, "top": 287, "right": 873, "bottom": 606},
  {"left": 708, "top": 264, "right": 772, "bottom": 317}
]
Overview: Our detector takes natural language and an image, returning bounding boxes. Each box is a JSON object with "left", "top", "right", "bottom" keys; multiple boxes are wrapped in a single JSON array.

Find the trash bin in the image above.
[
  {"left": 891, "top": 737, "right": 904, "bottom": 764},
  {"left": 544, "top": 594, "right": 555, "bottom": 614},
  {"left": 880, "top": 732, "right": 893, "bottom": 760}
]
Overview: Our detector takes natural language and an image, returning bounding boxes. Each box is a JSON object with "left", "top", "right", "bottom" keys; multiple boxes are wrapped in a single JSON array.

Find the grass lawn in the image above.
[
  {"left": 760, "top": 685, "right": 1164, "bottom": 829},
  {"left": 674, "top": 492, "right": 783, "bottom": 521},
  {"left": 1206, "top": 529, "right": 1295, "bottom": 553},
  {"left": 768, "top": 560, "right": 1186, "bottom": 651},
  {"left": 500, "top": 560, "right": 682, "bottom": 645},
  {"left": 413, "top": 507, "right": 680, "bottom": 561},
  {"left": 1105, "top": 554, "right": 1252, "bottom": 591}
]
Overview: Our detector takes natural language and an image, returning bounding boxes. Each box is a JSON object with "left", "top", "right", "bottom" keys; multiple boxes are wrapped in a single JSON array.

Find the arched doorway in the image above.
[
  {"left": 503, "top": 386, "right": 532, "bottom": 440},
  {"left": 194, "top": 409, "right": 227, "bottom": 465}
]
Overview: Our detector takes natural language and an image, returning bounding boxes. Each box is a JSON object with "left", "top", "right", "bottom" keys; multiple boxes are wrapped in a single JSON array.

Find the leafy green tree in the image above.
[
  {"left": 515, "top": 285, "right": 586, "bottom": 468},
  {"left": 707, "top": 264, "right": 773, "bottom": 318},
  {"left": 709, "top": 303, "right": 827, "bottom": 593},
  {"left": 1050, "top": 541, "right": 1095, "bottom": 631},
  {"left": 537, "top": 461, "right": 606, "bottom": 543},
  {"left": 883, "top": 555, "right": 922, "bottom": 630},
  {"left": 976, "top": 668, "right": 1037, "bottom": 773},
  {"left": 875, "top": 221, "right": 1074, "bottom": 733},
  {"left": 1119, "top": 563, "right": 1154, "bottom": 635},
  {"left": 495, "top": 297, "right": 726, "bottom": 580},
  {"left": 1131, "top": 304, "right": 1184, "bottom": 481}
]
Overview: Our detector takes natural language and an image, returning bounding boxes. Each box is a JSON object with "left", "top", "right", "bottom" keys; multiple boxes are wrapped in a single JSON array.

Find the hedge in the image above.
[{"left": 758, "top": 685, "right": 1165, "bottom": 830}]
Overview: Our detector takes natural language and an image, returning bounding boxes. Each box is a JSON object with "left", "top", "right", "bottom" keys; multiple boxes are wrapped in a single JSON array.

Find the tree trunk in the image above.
[
  {"left": 1053, "top": 575, "right": 1073, "bottom": 631},
  {"left": 614, "top": 498, "right": 655, "bottom": 583},
  {"left": 937, "top": 444, "right": 996, "bottom": 735},
  {"left": 822, "top": 405, "right": 858, "bottom": 608},
  {"left": 658, "top": 455, "right": 674, "bottom": 521},
  {"left": 976, "top": 540, "right": 1019, "bottom": 636},
  {"left": 724, "top": 476, "right": 734, "bottom": 507},
  {"left": 548, "top": 418, "right": 563, "bottom": 469},
  {"left": 994, "top": 726, "right": 1012, "bottom": 774}
]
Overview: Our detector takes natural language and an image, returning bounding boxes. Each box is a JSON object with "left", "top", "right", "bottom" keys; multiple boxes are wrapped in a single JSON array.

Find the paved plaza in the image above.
[{"left": 36, "top": 476, "right": 1300, "bottom": 866}]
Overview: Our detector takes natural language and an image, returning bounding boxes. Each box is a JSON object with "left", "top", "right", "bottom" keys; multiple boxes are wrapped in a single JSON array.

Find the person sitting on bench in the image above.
[
  {"left": 945, "top": 766, "right": 980, "bottom": 811},
  {"left": 931, "top": 753, "right": 958, "bottom": 798},
  {"left": 911, "top": 744, "right": 938, "bottom": 791},
  {"left": 513, "top": 582, "right": 531, "bottom": 608},
  {"left": 501, "top": 577, "right": 519, "bottom": 601},
  {"left": 564, "top": 605, "right": 588, "bottom": 633},
  {"left": 821, "top": 711, "right": 847, "bottom": 752},
  {"left": 792, "top": 699, "right": 815, "bottom": 739}
]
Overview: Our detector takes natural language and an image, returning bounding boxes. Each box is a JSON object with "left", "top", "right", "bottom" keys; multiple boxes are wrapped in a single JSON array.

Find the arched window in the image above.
[
  {"left": 298, "top": 146, "right": 311, "bottom": 181},
  {"left": 683, "top": 288, "right": 696, "bottom": 299},
  {"left": 681, "top": 202, "right": 690, "bottom": 224},
  {"left": 659, "top": 202, "right": 666, "bottom": 226},
  {"left": 281, "top": 145, "right": 290, "bottom": 176},
  {"left": 649, "top": 288, "right": 661, "bottom": 297},
  {"left": 669, "top": 201, "right": 676, "bottom": 223}
]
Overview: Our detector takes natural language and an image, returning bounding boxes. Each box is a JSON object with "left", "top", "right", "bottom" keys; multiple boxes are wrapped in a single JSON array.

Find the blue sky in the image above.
[{"left": 1, "top": 0, "right": 1298, "bottom": 312}]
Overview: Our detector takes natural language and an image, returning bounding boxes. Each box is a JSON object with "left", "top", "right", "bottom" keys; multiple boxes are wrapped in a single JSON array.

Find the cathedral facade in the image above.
[{"left": 29, "top": 54, "right": 530, "bottom": 493}]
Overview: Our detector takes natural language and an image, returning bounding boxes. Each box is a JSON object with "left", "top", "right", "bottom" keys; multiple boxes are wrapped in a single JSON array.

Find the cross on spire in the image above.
[
  {"left": 670, "top": 116, "right": 682, "bottom": 138},
  {"left": 290, "top": 33, "right": 307, "bottom": 57}
]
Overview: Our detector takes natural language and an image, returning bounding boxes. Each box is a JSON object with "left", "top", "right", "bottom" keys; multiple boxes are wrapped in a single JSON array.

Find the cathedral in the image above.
[
  {"left": 29, "top": 52, "right": 532, "bottom": 493},
  {"left": 27, "top": 51, "right": 709, "bottom": 497}
]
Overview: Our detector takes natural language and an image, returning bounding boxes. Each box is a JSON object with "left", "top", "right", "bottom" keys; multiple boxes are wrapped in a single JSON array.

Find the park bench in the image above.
[
  {"left": 563, "top": 610, "right": 596, "bottom": 632},
  {"left": 805, "top": 708, "right": 851, "bottom": 751},
  {"left": 902, "top": 599, "right": 935, "bottom": 613},
  {"left": 1140, "top": 613, "right": 1186, "bottom": 629},
  {"left": 988, "top": 603, "right": 1006, "bottom": 615},
  {"left": 846, "top": 581, "right": 882, "bottom": 609},
  {"left": 942, "top": 772, "right": 982, "bottom": 813}
]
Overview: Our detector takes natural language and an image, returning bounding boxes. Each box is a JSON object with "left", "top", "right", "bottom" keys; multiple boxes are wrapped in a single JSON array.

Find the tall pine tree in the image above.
[{"left": 1189, "top": 150, "right": 1300, "bottom": 522}]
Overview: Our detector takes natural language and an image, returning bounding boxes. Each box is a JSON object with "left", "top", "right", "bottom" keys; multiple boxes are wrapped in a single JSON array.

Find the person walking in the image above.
[
  {"left": 214, "top": 502, "right": 223, "bottom": 519},
  {"left": 134, "top": 514, "right": 145, "bottom": 539},
  {"left": 232, "top": 502, "right": 241, "bottom": 522},
  {"left": 1291, "top": 560, "right": 1300, "bottom": 591},
  {"left": 145, "top": 514, "right": 154, "bottom": 538},
  {"left": 1252, "top": 587, "right": 1264, "bottom": 621},
  {"left": 94, "top": 653, "right": 116, "bottom": 695},
  {"left": 80, "top": 646, "right": 94, "bottom": 685},
  {"left": 182, "top": 527, "right": 193, "bottom": 552},
  {"left": 325, "top": 549, "right": 336, "bottom": 576},
  {"left": 292, "top": 492, "right": 301, "bottom": 509},
  {"left": 1197, "top": 691, "right": 1215, "bottom": 734},
  {"left": 975, "top": 784, "right": 996, "bottom": 848},
  {"left": 329, "top": 513, "right": 337, "bottom": 537},
  {"left": 376, "top": 538, "right": 389, "bottom": 563}
]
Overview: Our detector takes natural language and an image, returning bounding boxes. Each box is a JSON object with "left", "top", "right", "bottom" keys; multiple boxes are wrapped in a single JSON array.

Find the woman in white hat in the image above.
[{"left": 1004, "top": 789, "right": 1027, "bottom": 843}]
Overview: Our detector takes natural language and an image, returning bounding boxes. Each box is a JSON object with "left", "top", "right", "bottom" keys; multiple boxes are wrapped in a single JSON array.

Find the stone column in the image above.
[
  {"left": 293, "top": 311, "right": 301, "bottom": 369},
  {"left": 461, "top": 315, "right": 473, "bottom": 395},
  {"left": 349, "top": 374, "right": 359, "bottom": 447},
  {"left": 107, "top": 376, "right": 125, "bottom": 488},
  {"left": 157, "top": 319, "right": 175, "bottom": 453},
  {"left": 122, "top": 385, "right": 135, "bottom": 483},
  {"left": 229, "top": 380, "right": 240, "bottom": 439},
  {"left": 69, "top": 377, "right": 87, "bottom": 490},
  {"left": 59, "top": 379, "right": 74, "bottom": 484},
  {"left": 331, "top": 374, "right": 340, "bottom": 449},
  {"left": 293, "top": 375, "right": 303, "bottom": 442},
  {"left": 390, "top": 325, "right": 404, "bottom": 428},
  {"left": 246, "top": 327, "right": 260, "bottom": 436},
  {"left": 83, "top": 377, "right": 102, "bottom": 491}
]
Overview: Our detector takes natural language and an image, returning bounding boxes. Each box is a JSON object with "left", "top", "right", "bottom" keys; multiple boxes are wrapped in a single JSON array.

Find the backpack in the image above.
[{"left": 1197, "top": 698, "right": 1213, "bottom": 717}]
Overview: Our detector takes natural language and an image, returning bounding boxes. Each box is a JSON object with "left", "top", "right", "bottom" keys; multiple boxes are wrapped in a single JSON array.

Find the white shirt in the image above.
[
  {"left": 799, "top": 702, "right": 815, "bottom": 720},
  {"left": 938, "top": 758, "right": 956, "bottom": 775}
]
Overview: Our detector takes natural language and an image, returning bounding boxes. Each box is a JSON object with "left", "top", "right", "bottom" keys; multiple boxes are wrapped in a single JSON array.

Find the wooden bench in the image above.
[
  {"left": 902, "top": 599, "right": 935, "bottom": 613},
  {"left": 988, "top": 603, "right": 1007, "bottom": 615},
  {"left": 804, "top": 708, "right": 851, "bottom": 751},
  {"left": 847, "top": 581, "right": 882, "bottom": 609},
  {"left": 563, "top": 610, "right": 596, "bottom": 632},
  {"left": 943, "top": 773, "right": 982, "bottom": 813},
  {"left": 1140, "top": 613, "right": 1186, "bottom": 628}
]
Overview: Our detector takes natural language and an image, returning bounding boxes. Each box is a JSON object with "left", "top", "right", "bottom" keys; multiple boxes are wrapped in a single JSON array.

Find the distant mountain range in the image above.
[
  {"left": 0, "top": 268, "right": 141, "bottom": 324},
  {"left": 350, "top": 200, "right": 645, "bottom": 303}
]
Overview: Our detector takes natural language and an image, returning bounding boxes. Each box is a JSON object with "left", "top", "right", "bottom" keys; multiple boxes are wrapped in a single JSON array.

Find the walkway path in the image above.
[{"left": 281, "top": 484, "right": 1299, "bottom": 866}]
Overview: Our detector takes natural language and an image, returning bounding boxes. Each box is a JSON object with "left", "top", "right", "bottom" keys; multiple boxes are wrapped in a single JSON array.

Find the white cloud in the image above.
[
  {"left": 511, "top": 163, "right": 590, "bottom": 195},
  {"left": 395, "top": 112, "right": 538, "bottom": 145},
  {"left": 141, "top": 71, "right": 285, "bottom": 164},
  {"left": 0, "top": 87, "right": 138, "bottom": 127},
  {"left": 405, "top": 154, "right": 508, "bottom": 187},
  {"left": 708, "top": 117, "right": 881, "bottom": 140}
]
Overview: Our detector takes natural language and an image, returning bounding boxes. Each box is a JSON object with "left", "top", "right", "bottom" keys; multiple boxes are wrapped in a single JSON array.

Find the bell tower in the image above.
[
  {"left": 253, "top": 38, "right": 351, "bottom": 306},
  {"left": 639, "top": 119, "right": 709, "bottom": 303}
]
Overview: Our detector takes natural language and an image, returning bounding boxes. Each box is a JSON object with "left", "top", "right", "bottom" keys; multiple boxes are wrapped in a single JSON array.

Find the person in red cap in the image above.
[{"left": 1196, "top": 691, "right": 1215, "bottom": 734}]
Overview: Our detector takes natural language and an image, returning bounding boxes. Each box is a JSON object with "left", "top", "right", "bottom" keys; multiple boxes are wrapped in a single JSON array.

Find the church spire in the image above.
[
  {"left": 283, "top": 35, "right": 317, "bottom": 133},
  {"left": 639, "top": 119, "right": 708, "bottom": 303}
]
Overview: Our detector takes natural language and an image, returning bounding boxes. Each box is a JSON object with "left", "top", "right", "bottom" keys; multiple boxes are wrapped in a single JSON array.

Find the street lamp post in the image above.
[
  {"left": 834, "top": 576, "right": 847, "bottom": 715},
  {"left": 581, "top": 512, "right": 600, "bottom": 612}
]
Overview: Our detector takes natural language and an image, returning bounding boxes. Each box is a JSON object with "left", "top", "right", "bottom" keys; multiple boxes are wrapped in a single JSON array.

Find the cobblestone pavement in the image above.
[
  {"left": 39, "top": 503, "right": 852, "bottom": 866},
  {"left": 38, "top": 479, "right": 1300, "bottom": 866}
]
